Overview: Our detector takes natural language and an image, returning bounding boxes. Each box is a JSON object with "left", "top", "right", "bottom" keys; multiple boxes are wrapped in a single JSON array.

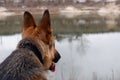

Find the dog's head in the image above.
[{"left": 22, "top": 10, "right": 61, "bottom": 71}]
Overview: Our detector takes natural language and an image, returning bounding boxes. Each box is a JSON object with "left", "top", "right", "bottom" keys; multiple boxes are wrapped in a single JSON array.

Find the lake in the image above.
[{"left": 0, "top": 13, "right": 120, "bottom": 80}]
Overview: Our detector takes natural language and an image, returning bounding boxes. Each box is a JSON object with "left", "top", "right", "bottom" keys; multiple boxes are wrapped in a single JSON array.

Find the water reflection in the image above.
[
  {"left": 54, "top": 33, "right": 120, "bottom": 80},
  {"left": 0, "top": 14, "right": 120, "bottom": 35},
  {"left": 0, "top": 14, "right": 120, "bottom": 80}
]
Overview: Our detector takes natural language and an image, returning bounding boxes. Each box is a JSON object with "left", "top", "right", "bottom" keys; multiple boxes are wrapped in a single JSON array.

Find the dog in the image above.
[{"left": 0, "top": 10, "right": 61, "bottom": 80}]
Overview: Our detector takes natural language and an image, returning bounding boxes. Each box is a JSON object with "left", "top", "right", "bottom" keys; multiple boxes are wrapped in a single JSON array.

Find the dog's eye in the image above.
[{"left": 44, "top": 41, "right": 52, "bottom": 49}]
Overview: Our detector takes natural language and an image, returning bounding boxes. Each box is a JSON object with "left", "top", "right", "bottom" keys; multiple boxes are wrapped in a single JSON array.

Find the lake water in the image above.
[{"left": 0, "top": 14, "right": 120, "bottom": 80}]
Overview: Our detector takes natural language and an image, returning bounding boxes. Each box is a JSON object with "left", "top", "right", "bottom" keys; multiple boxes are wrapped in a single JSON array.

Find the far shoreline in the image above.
[{"left": 1, "top": 3, "right": 120, "bottom": 18}]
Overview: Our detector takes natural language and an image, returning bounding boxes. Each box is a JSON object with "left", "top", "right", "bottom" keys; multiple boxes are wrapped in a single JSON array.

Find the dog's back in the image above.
[{"left": 0, "top": 42, "right": 47, "bottom": 80}]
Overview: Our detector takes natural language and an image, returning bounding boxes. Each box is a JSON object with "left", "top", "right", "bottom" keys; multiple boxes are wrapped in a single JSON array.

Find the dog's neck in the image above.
[{"left": 17, "top": 38, "right": 43, "bottom": 64}]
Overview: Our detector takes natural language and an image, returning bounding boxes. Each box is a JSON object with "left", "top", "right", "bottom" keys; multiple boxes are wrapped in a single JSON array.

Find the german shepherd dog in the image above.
[{"left": 0, "top": 10, "right": 61, "bottom": 80}]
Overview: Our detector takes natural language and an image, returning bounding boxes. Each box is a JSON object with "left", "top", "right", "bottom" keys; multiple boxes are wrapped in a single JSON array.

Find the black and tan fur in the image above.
[{"left": 0, "top": 10, "right": 61, "bottom": 80}]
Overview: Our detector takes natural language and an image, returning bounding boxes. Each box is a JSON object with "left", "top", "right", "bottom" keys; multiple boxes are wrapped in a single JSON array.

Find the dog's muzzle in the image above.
[
  {"left": 49, "top": 62, "right": 56, "bottom": 72},
  {"left": 49, "top": 50, "right": 61, "bottom": 72}
]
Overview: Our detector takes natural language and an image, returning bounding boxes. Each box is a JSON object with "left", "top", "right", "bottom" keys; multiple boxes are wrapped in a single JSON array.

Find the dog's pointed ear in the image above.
[
  {"left": 40, "top": 9, "right": 51, "bottom": 29},
  {"left": 38, "top": 10, "right": 52, "bottom": 44},
  {"left": 23, "top": 11, "right": 36, "bottom": 32}
]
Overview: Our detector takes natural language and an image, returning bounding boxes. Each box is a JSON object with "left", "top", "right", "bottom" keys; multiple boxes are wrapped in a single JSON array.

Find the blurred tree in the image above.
[
  {"left": 86, "top": 0, "right": 91, "bottom": 3},
  {"left": 37, "top": 0, "right": 41, "bottom": 4}
]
